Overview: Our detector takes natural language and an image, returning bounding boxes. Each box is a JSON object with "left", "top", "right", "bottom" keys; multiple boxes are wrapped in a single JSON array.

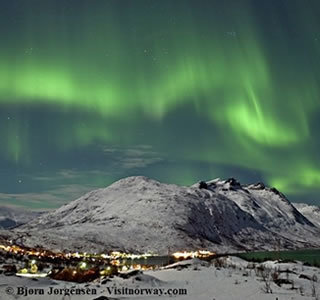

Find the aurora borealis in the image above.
[{"left": 1, "top": 0, "right": 320, "bottom": 208}]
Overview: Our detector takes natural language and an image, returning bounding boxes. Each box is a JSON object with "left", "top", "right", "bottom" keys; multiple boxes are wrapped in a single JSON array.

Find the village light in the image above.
[
  {"left": 122, "top": 265, "right": 128, "bottom": 271},
  {"left": 30, "top": 264, "right": 38, "bottom": 274},
  {"left": 79, "top": 262, "right": 87, "bottom": 270},
  {"left": 172, "top": 250, "right": 216, "bottom": 259},
  {"left": 110, "top": 259, "right": 121, "bottom": 266},
  {"left": 100, "top": 266, "right": 114, "bottom": 276},
  {"left": 172, "top": 251, "right": 193, "bottom": 259}
]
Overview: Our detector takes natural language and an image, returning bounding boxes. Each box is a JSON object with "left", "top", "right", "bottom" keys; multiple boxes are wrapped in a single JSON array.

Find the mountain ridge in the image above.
[
  {"left": 8, "top": 176, "right": 320, "bottom": 254},
  {"left": 0, "top": 206, "right": 43, "bottom": 229}
]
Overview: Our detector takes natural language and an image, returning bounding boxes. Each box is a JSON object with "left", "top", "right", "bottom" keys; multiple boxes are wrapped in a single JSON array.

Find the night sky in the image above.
[{"left": 1, "top": 0, "right": 320, "bottom": 209}]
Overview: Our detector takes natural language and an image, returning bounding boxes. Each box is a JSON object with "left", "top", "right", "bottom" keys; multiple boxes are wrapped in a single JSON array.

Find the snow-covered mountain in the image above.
[
  {"left": 293, "top": 202, "right": 320, "bottom": 227},
  {"left": 0, "top": 206, "right": 43, "bottom": 229},
  {"left": 12, "top": 176, "right": 320, "bottom": 254}
]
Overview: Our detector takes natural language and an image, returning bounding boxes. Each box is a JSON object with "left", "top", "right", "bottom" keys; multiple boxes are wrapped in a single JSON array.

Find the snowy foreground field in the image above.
[{"left": 1, "top": 256, "right": 319, "bottom": 300}]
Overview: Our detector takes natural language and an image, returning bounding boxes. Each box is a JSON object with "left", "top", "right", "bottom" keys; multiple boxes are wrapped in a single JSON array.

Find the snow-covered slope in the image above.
[
  {"left": 293, "top": 202, "right": 320, "bottom": 227},
  {"left": 0, "top": 206, "right": 43, "bottom": 229},
  {"left": 14, "top": 176, "right": 320, "bottom": 254},
  {"left": 1, "top": 256, "right": 319, "bottom": 300}
]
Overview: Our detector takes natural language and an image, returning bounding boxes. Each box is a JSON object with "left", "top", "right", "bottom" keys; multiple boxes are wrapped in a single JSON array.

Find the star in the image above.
[{"left": 24, "top": 47, "right": 33, "bottom": 55}]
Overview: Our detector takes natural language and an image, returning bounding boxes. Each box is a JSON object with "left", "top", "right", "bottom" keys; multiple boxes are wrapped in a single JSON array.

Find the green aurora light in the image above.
[{"left": 1, "top": 0, "right": 320, "bottom": 207}]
